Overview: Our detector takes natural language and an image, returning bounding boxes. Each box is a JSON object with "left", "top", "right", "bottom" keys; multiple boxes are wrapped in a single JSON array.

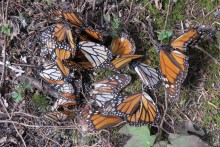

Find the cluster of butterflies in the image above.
[{"left": 37, "top": 7, "right": 214, "bottom": 131}]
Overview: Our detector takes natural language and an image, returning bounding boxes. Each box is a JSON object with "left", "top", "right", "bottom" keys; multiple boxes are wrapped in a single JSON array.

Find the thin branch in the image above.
[
  {"left": 0, "top": 0, "right": 10, "bottom": 88},
  {"left": 0, "top": 120, "right": 75, "bottom": 129},
  {"left": 0, "top": 95, "right": 27, "bottom": 147},
  {"left": 163, "top": 0, "right": 171, "bottom": 31},
  {"left": 13, "top": 123, "right": 27, "bottom": 147},
  {"left": 195, "top": 46, "right": 220, "bottom": 65},
  {"left": 0, "top": 61, "right": 25, "bottom": 74},
  {"left": 159, "top": 91, "right": 168, "bottom": 131}
]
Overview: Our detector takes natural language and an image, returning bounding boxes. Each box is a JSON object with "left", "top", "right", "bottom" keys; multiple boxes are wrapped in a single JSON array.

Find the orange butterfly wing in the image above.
[
  {"left": 159, "top": 47, "right": 189, "bottom": 99},
  {"left": 52, "top": 23, "right": 76, "bottom": 52},
  {"left": 81, "top": 110, "right": 123, "bottom": 131},
  {"left": 110, "top": 54, "right": 143, "bottom": 70},
  {"left": 83, "top": 27, "right": 103, "bottom": 42},
  {"left": 102, "top": 92, "right": 159, "bottom": 125},
  {"left": 171, "top": 28, "right": 201, "bottom": 51},
  {"left": 111, "top": 33, "right": 136, "bottom": 55}
]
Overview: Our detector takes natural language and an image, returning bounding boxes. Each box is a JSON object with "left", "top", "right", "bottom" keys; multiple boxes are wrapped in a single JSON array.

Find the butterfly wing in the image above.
[
  {"left": 51, "top": 23, "right": 76, "bottom": 52},
  {"left": 171, "top": 28, "right": 202, "bottom": 52},
  {"left": 131, "top": 62, "right": 161, "bottom": 89},
  {"left": 56, "top": 82, "right": 76, "bottom": 100},
  {"left": 78, "top": 41, "right": 112, "bottom": 68},
  {"left": 81, "top": 27, "right": 103, "bottom": 42},
  {"left": 62, "top": 11, "right": 85, "bottom": 28},
  {"left": 111, "top": 33, "right": 136, "bottom": 55},
  {"left": 39, "top": 62, "right": 64, "bottom": 85},
  {"left": 52, "top": 98, "right": 76, "bottom": 116},
  {"left": 102, "top": 92, "right": 159, "bottom": 125},
  {"left": 44, "top": 111, "right": 68, "bottom": 122},
  {"left": 91, "top": 74, "right": 131, "bottom": 107},
  {"left": 81, "top": 109, "right": 123, "bottom": 131},
  {"left": 159, "top": 47, "right": 189, "bottom": 99},
  {"left": 52, "top": 42, "right": 73, "bottom": 76},
  {"left": 39, "top": 29, "right": 56, "bottom": 57},
  {"left": 62, "top": 50, "right": 94, "bottom": 70},
  {"left": 109, "top": 54, "right": 143, "bottom": 70}
]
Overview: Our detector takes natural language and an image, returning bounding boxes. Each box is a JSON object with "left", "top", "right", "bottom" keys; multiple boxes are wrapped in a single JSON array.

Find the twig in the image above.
[
  {"left": 39, "top": 129, "right": 62, "bottom": 147},
  {"left": 124, "top": 0, "right": 134, "bottom": 24},
  {"left": 11, "top": 63, "right": 35, "bottom": 67},
  {"left": 0, "top": 95, "right": 27, "bottom": 147},
  {"left": 159, "top": 91, "right": 168, "bottom": 132},
  {"left": 10, "top": 112, "right": 40, "bottom": 119},
  {"left": 16, "top": 75, "right": 60, "bottom": 99},
  {"left": 0, "top": 0, "right": 10, "bottom": 88},
  {"left": 163, "top": 0, "right": 171, "bottom": 32},
  {"left": 0, "top": 98, "right": 11, "bottom": 119},
  {"left": 190, "top": 4, "right": 197, "bottom": 19},
  {"left": 13, "top": 123, "right": 27, "bottom": 147},
  {"left": 194, "top": 46, "right": 220, "bottom": 65},
  {"left": 0, "top": 61, "right": 25, "bottom": 74},
  {"left": 0, "top": 120, "right": 75, "bottom": 129}
]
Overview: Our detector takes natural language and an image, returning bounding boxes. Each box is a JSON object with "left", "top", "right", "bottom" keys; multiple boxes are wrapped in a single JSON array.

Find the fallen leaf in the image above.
[
  {"left": 169, "top": 133, "right": 209, "bottom": 147},
  {"left": 119, "top": 124, "right": 156, "bottom": 147},
  {"left": 0, "top": 136, "right": 7, "bottom": 144}
]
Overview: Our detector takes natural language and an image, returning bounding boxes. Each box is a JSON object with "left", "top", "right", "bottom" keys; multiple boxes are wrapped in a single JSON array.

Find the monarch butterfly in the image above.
[
  {"left": 159, "top": 46, "right": 189, "bottom": 99},
  {"left": 111, "top": 33, "right": 136, "bottom": 55},
  {"left": 51, "top": 42, "right": 74, "bottom": 76},
  {"left": 107, "top": 33, "right": 141, "bottom": 70},
  {"left": 78, "top": 41, "right": 113, "bottom": 68},
  {"left": 55, "top": 81, "right": 76, "bottom": 100},
  {"left": 39, "top": 29, "right": 56, "bottom": 57},
  {"left": 39, "top": 62, "right": 64, "bottom": 85},
  {"left": 158, "top": 28, "right": 207, "bottom": 99},
  {"left": 130, "top": 61, "right": 161, "bottom": 89},
  {"left": 52, "top": 8, "right": 103, "bottom": 42},
  {"left": 44, "top": 111, "right": 69, "bottom": 122},
  {"left": 51, "top": 23, "right": 76, "bottom": 51},
  {"left": 90, "top": 74, "right": 131, "bottom": 107},
  {"left": 170, "top": 28, "right": 206, "bottom": 52},
  {"left": 62, "top": 49, "right": 94, "bottom": 70},
  {"left": 102, "top": 92, "right": 159, "bottom": 126},
  {"left": 80, "top": 109, "right": 123, "bottom": 131},
  {"left": 109, "top": 54, "right": 143, "bottom": 70},
  {"left": 52, "top": 98, "right": 76, "bottom": 115}
]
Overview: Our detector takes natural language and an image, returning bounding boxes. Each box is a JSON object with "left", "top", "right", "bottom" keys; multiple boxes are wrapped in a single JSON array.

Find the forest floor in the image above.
[{"left": 0, "top": 0, "right": 219, "bottom": 146}]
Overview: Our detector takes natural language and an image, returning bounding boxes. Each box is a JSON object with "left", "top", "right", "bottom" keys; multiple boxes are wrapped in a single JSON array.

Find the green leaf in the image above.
[
  {"left": 119, "top": 125, "right": 156, "bottom": 147},
  {"left": 103, "top": 14, "right": 111, "bottom": 22},
  {"left": 12, "top": 92, "right": 22, "bottom": 102},
  {"left": 169, "top": 133, "right": 209, "bottom": 147},
  {"left": 112, "top": 14, "right": 119, "bottom": 30},
  {"left": 1, "top": 24, "right": 11, "bottom": 36},
  {"left": 24, "top": 79, "right": 31, "bottom": 89},
  {"left": 32, "top": 92, "right": 48, "bottom": 112},
  {"left": 16, "top": 87, "right": 23, "bottom": 94},
  {"left": 158, "top": 30, "right": 173, "bottom": 40}
]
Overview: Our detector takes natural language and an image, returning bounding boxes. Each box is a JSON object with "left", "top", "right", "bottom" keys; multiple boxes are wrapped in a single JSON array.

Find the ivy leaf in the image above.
[
  {"left": 119, "top": 124, "right": 156, "bottom": 147},
  {"left": 1, "top": 24, "right": 11, "bottom": 36},
  {"left": 12, "top": 92, "right": 22, "bottom": 102},
  {"left": 158, "top": 30, "right": 173, "bottom": 40}
]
